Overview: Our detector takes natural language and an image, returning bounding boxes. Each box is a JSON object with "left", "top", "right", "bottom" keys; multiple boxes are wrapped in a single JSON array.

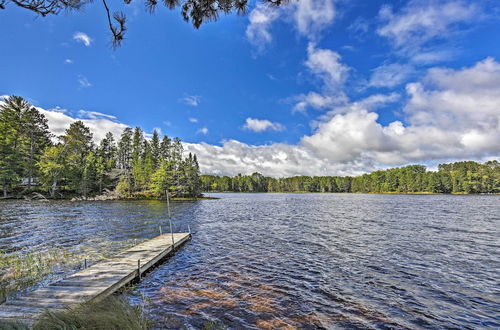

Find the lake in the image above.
[{"left": 0, "top": 193, "right": 499, "bottom": 328}]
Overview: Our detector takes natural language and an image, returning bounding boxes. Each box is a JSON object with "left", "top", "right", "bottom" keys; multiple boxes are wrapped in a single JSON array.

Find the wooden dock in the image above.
[{"left": 0, "top": 232, "right": 191, "bottom": 324}]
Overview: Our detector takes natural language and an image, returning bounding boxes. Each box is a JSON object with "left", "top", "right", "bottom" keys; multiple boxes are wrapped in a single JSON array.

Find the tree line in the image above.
[
  {"left": 0, "top": 96, "right": 202, "bottom": 199},
  {"left": 201, "top": 161, "right": 500, "bottom": 194}
]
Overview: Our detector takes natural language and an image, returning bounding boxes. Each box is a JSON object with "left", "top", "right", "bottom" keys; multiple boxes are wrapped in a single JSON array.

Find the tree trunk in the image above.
[
  {"left": 28, "top": 138, "right": 34, "bottom": 189},
  {"left": 50, "top": 178, "right": 57, "bottom": 198},
  {"left": 3, "top": 184, "right": 7, "bottom": 198}
]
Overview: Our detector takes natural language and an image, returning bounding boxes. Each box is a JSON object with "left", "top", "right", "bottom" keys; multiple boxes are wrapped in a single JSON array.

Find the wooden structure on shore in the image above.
[{"left": 0, "top": 232, "right": 191, "bottom": 324}]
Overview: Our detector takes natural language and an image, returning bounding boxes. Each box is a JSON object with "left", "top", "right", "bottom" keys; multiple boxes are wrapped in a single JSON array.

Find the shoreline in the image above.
[{"left": 202, "top": 191, "right": 500, "bottom": 196}]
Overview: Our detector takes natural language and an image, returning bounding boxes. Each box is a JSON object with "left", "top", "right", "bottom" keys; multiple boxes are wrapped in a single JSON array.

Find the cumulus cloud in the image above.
[
  {"left": 186, "top": 58, "right": 500, "bottom": 176},
  {"left": 291, "top": 43, "right": 350, "bottom": 112},
  {"left": 377, "top": 0, "right": 480, "bottom": 60},
  {"left": 368, "top": 63, "right": 415, "bottom": 88},
  {"left": 292, "top": 92, "right": 335, "bottom": 113},
  {"left": 291, "top": 0, "right": 335, "bottom": 39},
  {"left": 179, "top": 94, "right": 201, "bottom": 106},
  {"left": 64, "top": 59, "right": 73, "bottom": 64},
  {"left": 35, "top": 107, "right": 128, "bottom": 142},
  {"left": 189, "top": 117, "right": 198, "bottom": 123},
  {"left": 243, "top": 118, "right": 285, "bottom": 132},
  {"left": 305, "top": 43, "right": 349, "bottom": 91},
  {"left": 6, "top": 59, "right": 497, "bottom": 177},
  {"left": 73, "top": 32, "right": 93, "bottom": 47}
]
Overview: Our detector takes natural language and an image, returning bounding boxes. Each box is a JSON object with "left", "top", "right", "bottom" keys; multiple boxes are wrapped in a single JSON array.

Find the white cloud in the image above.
[
  {"left": 245, "top": 0, "right": 335, "bottom": 52},
  {"left": 368, "top": 63, "right": 415, "bottom": 88},
  {"left": 78, "top": 110, "right": 117, "bottom": 120},
  {"left": 246, "top": 3, "right": 280, "bottom": 53},
  {"left": 64, "top": 59, "right": 74, "bottom": 64},
  {"left": 243, "top": 118, "right": 285, "bottom": 132},
  {"left": 377, "top": 0, "right": 480, "bottom": 60},
  {"left": 404, "top": 57, "right": 500, "bottom": 132},
  {"left": 180, "top": 94, "right": 201, "bottom": 107},
  {"left": 35, "top": 107, "right": 128, "bottom": 142},
  {"left": 291, "top": 0, "right": 335, "bottom": 39},
  {"left": 189, "top": 117, "right": 198, "bottom": 123},
  {"left": 73, "top": 32, "right": 93, "bottom": 47},
  {"left": 197, "top": 127, "right": 209, "bottom": 135},
  {"left": 292, "top": 92, "right": 335, "bottom": 113},
  {"left": 6, "top": 59, "right": 497, "bottom": 177},
  {"left": 78, "top": 75, "right": 92, "bottom": 88},
  {"left": 305, "top": 43, "right": 349, "bottom": 93},
  {"left": 291, "top": 43, "right": 350, "bottom": 112}
]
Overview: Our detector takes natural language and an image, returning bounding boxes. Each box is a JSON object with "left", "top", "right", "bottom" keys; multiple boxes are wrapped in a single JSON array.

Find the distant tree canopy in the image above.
[
  {"left": 201, "top": 161, "right": 500, "bottom": 194},
  {"left": 0, "top": 0, "right": 286, "bottom": 47},
  {"left": 0, "top": 95, "right": 202, "bottom": 199}
]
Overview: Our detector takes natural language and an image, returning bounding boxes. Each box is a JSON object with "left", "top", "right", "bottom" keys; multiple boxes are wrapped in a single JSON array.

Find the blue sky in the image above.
[{"left": 1, "top": 0, "right": 500, "bottom": 176}]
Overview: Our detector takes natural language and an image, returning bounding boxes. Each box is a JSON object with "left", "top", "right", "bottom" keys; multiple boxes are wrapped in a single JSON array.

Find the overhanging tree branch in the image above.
[{"left": 1, "top": 0, "right": 288, "bottom": 47}]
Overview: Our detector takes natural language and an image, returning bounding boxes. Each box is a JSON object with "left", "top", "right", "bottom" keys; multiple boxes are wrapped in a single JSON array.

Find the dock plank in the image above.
[{"left": 0, "top": 232, "right": 191, "bottom": 323}]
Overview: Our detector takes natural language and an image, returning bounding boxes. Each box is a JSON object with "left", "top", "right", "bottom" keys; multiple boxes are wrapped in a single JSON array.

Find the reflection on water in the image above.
[{"left": 1, "top": 194, "right": 499, "bottom": 328}]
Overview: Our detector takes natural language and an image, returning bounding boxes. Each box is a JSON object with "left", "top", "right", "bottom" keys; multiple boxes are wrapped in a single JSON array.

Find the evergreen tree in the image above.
[
  {"left": 61, "top": 121, "right": 94, "bottom": 195},
  {"left": 117, "top": 127, "right": 133, "bottom": 171},
  {"left": 151, "top": 129, "right": 161, "bottom": 170}
]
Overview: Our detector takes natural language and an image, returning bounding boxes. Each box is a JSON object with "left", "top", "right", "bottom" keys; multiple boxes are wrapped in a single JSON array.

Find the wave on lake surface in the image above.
[{"left": 0, "top": 193, "right": 499, "bottom": 328}]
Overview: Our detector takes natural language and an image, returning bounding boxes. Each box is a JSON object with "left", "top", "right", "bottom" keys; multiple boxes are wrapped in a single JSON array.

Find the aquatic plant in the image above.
[
  {"left": 33, "top": 296, "right": 152, "bottom": 330},
  {"left": 203, "top": 320, "right": 228, "bottom": 330},
  {"left": 0, "top": 249, "right": 88, "bottom": 301},
  {"left": 0, "top": 319, "right": 30, "bottom": 330}
]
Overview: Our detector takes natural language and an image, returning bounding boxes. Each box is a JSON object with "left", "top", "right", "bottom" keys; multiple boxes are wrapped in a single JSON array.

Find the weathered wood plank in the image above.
[{"left": 0, "top": 232, "right": 191, "bottom": 323}]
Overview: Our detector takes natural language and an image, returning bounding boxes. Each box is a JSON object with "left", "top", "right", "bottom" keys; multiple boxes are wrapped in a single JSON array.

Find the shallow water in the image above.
[{"left": 1, "top": 194, "right": 499, "bottom": 329}]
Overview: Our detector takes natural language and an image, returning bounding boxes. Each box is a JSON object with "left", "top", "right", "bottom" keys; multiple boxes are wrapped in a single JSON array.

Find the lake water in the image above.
[{"left": 0, "top": 193, "right": 499, "bottom": 329}]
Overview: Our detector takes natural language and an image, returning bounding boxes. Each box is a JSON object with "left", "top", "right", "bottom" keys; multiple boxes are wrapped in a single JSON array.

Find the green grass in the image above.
[
  {"left": 33, "top": 296, "right": 152, "bottom": 330},
  {"left": 0, "top": 249, "right": 76, "bottom": 302},
  {"left": 0, "top": 320, "right": 30, "bottom": 330}
]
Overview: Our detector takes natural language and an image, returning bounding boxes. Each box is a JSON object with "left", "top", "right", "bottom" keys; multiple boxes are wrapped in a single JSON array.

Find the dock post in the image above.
[
  {"left": 137, "top": 259, "right": 141, "bottom": 279},
  {"left": 159, "top": 226, "right": 162, "bottom": 235},
  {"left": 166, "top": 189, "right": 175, "bottom": 248},
  {"left": 84, "top": 258, "right": 87, "bottom": 269},
  {"left": 169, "top": 219, "right": 174, "bottom": 249},
  {"left": 188, "top": 224, "right": 191, "bottom": 235}
]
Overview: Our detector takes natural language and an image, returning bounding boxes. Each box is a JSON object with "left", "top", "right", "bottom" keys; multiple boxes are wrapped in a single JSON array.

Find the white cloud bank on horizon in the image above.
[
  {"left": 35, "top": 107, "right": 128, "bottom": 142},
  {"left": 184, "top": 58, "right": 500, "bottom": 176},
  {"left": 3, "top": 58, "right": 499, "bottom": 177}
]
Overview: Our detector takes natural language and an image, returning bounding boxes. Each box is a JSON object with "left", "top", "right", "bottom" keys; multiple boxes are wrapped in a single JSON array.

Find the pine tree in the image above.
[
  {"left": 61, "top": 121, "right": 94, "bottom": 195},
  {"left": 151, "top": 130, "right": 161, "bottom": 170},
  {"left": 117, "top": 128, "right": 133, "bottom": 171}
]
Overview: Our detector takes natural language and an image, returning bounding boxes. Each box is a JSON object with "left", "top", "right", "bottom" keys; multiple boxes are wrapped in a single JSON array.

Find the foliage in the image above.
[
  {"left": 0, "top": 96, "right": 51, "bottom": 198},
  {"left": 0, "top": 95, "right": 202, "bottom": 199},
  {"left": 33, "top": 296, "right": 152, "bottom": 330},
  {"left": 0, "top": 0, "right": 287, "bottom": 47},
  {"left": 201, "top": 161, "right": 500, "bottom": 194}
]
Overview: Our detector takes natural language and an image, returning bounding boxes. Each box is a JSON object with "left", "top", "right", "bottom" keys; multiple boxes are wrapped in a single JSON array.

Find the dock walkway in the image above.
[{"left": 0, "top": 232, "right": 191, "bottom": 324}]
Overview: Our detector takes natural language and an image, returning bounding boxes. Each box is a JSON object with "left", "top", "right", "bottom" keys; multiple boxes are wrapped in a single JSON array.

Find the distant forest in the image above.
[
  {"left": 0, "top": 96, "right": 202, "bottom": 199},
  {"left": 201, "top": 161, "right": 500, "bottom": 194}
]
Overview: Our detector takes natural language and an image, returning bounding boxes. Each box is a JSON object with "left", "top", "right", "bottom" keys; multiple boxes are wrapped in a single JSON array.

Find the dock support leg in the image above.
[{"left": 137, "top": 259, "right": 141, "bottom": 279}]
